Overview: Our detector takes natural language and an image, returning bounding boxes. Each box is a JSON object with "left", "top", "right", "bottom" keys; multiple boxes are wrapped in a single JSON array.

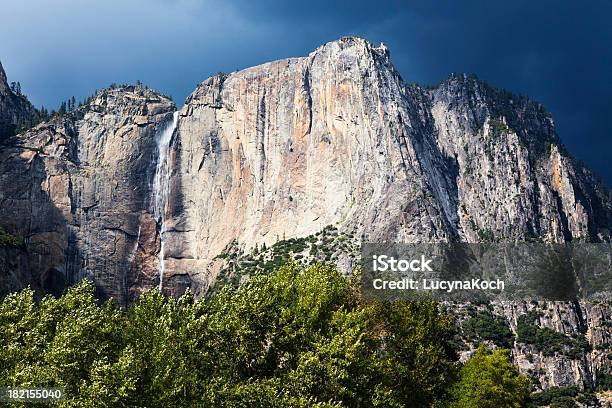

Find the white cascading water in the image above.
[{"left": 152, "top": 111, "right": 178, "bottom": 291}]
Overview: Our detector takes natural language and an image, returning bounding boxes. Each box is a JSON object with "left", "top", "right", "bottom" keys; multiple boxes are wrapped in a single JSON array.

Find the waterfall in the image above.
[{"left": 152, "top": 111, "right": 178, "bottom": 291}]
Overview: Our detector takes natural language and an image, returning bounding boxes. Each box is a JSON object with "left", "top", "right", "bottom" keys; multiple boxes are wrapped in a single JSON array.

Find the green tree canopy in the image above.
[
  {"left": 0, "top": 262, "right": 534, "bottom": 407},
  {"left": 450, "top": 345, "right": 530, "bottom": 408}
]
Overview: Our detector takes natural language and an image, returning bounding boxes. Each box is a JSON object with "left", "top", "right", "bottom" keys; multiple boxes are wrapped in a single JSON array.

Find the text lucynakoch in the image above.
[{"left": 371, "top": 278, "right": 505, "bottom": 293}]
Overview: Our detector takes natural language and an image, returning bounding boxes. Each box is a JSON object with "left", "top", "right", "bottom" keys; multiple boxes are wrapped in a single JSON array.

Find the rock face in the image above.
[
  {"left": 0, "top": 61, "right": 39, "bottom": 141},
  {"left": 0, "top": 86, "right": 175, "bottom": 304},
  {"left": 168, "top": 37, "right": 610, "bottom": 282},
  {"left": 0, "top": 37, "right": 610, "bottom": 390},
  {"left": 504, "top": 301, "right": 610, "bottom": 391},
  {"left": 457, "top": 301, "right": 611, "bottom": 393}
]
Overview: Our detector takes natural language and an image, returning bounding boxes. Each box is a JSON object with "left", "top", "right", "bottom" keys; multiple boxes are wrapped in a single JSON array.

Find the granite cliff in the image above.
[
  {"left": 0, "top": 85, "right": 175, "bottom": 304},
  {"left": 167, "top": 37, "right": 610, "bottom": 288},
  {"left": 0, "top": 37, "right": 610, "bottom": 396}
]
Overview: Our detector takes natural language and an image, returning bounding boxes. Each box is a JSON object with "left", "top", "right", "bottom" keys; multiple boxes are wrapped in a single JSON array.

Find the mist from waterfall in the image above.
[{"left": 152, "top": 111, "right": 178, "bottom": 292}]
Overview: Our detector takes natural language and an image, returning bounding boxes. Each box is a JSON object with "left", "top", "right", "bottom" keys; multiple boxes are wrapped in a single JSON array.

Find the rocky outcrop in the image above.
[
  {"left": 431, "top": 77, "right": 611, "bottom": 243},
  {"left": 0, "top": 61, "right": 38, "bottom": 141},
  {"left": 457, "top": 301, "right": 610, "bottom": 393},
  {"left": 0, "top": 86, "right": 175, "bottom": 305},
  {"left": 171, "top": 38, "right": 450, "bottom": 277}
]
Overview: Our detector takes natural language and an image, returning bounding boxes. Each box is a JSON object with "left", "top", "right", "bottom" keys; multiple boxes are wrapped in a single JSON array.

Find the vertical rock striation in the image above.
[
  {"left": 430, "top": 76, "right": 611, "bottom": 243},
  {"left": 169, "top": 38, "right": 456, "bottom": 289}
]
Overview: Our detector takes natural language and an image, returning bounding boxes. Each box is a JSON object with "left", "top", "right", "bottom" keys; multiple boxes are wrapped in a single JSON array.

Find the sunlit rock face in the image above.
[
  {"left": 167, "top": 37, "right": 610, "bottom": 286},
  {"left": 170, "top": 38, "right": 452, "bottom": 280},
  {"left": 161, "top": 37, "right": 611, "bottom": 393}
]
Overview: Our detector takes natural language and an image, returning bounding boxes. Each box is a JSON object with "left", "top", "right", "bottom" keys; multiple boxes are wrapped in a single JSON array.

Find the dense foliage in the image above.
[
  {"left": 450, "top": 345, "right": 530, "bottom": 408},
  {"left": 530, "top": 385, "right": 601, "bottom": 407},
  {"left": 462, "top": 310, "right": 515, "bottom": 348},
  {"left": 0, "top": 263, "right": 532, "bottom": 407}
]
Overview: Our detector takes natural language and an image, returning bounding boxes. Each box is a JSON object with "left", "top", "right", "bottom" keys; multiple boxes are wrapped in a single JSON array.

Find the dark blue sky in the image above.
[{"left": 1, "top": 0, "right": 610, "bottom": 185}]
